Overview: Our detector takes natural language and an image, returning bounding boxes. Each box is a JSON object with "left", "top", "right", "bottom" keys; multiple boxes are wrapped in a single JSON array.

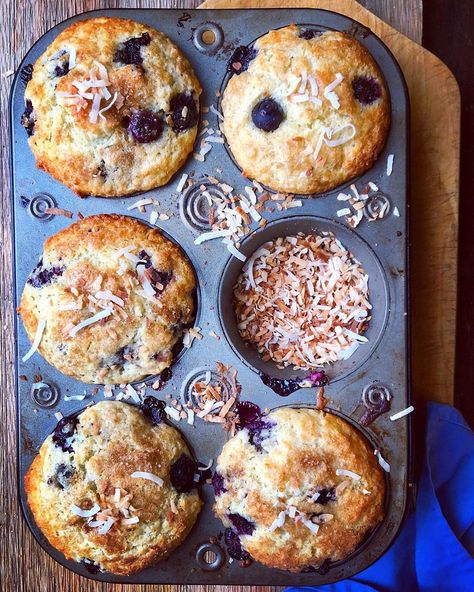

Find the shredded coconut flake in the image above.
[
  {"left": 390, "top": 406, "right": 414, "bottom": 421},
  {"left": 301, "top": 516, "right": 320, "bottom": 534},
  {"left": 131, "top": 471, "right": 164, "bottom": 486},
  {"left": 69, "top": 308, "right": 112, "bottom": 337},
  {"left": 176, "top": 173, "right": 188, "bottom": 193},
  {"left": 374, "top": 449, "right": 391, "bottom": 472},
  {"left": 386, "top": 154, "right": 394, "bottom": 176},
  {"left": 336, "top": 468, "right": 361, "bottom": 481},
  {"left": 210, "top": 104, "right": 224, "bottom": 121},
  {"left": 268, "top": 510, "right": 287, "bottom": 532},
  {"left": 22, "top": 318, "right": 46, "bottom": 362},
  {"left": 71, "top": 503, "right": 100, "bottom": 518},
  {"left": 194, "top": 229, "right": 233, "bottom": 245},
  {"left": 127, "top": 198, "right": 155, "bottom": 211},
  {"left": 97, "top": 517, "right": 115, "bottom": 535},
  {"left": 324, "top": 73, "right": 344, "bottom": 109}
]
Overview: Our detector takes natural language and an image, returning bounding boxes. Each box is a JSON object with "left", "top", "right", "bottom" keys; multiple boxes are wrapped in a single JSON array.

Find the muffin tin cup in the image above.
[
  {"left": 11, "top": 7, "right": 411, "bottom": 586},
  {"left": 218, "top": 215, "right": 390, "bottom": 385}
]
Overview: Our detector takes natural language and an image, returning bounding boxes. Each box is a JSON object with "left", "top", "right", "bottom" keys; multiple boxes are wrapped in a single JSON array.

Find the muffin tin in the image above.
[{"left": 10, "top": 8, "right": 412, "bottom": 585}]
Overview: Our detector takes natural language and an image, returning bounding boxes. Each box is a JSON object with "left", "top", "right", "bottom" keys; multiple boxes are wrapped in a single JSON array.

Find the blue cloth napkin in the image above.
[{"left": 286, "top": 403, "right": 474, "bottom": 592}]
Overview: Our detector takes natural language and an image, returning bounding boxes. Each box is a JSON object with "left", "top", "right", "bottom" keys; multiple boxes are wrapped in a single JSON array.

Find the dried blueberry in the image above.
[
  {"left": 141, "top": 396, "right": 166, "bottom": 425},
  {"left": 21, "top": 99, "right": 35, "bottom": 136},
  {"left": 169, "top": 454, "right": 197, "bottom": 493},
  {"left": 315, "top": 487, "right": 337, "bottom": 504},
  {"left": 52, "top": 414, "right": 79, "bottom": 453},
  {"left": 224, "top": 528, "right": 251, "bottom": 561},
  {"left": 251, "top": 98, "right": 284, "bottom": 132},
  {"left": 227, "top": 45, "right": 257, "bottom": 75},
  {"left": 299, "top": 28, "right": 321, "bottom": 40},
  {"left": 352, "top": 76, "right": 382, "bottom": 105},
  {"left": 114, "top": 32, "right": 151, "bottom": 65},
  {"left": 27, "top": 258, "right": 64, "bottom": 288},
  {"left": 128, "top": 110, "right": 163, "bottom": 143},
  {"left": 211, "top": 472, "right": 227, "bottom": 496},
  {"left": 227, "top": 513, "right": 255, "bottom": 536},
  {"left": 169, "top": 93, "right": 198, "bottom": 132},
  {"left": 20, "top": 63, "right": 34, "bottom": 85}
]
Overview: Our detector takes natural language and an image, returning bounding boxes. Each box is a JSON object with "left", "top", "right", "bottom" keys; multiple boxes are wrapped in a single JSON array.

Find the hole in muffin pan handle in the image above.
[
  {"left": 193, "top": 23, "right": 224, "bottom": 55},
  {"left": 195, "top": 542, "right": 225, "bottom": 571},
  {"left": 31, "top": 381, "right": 59, "bottom": 408},
  {"left": 27, "top": 193, "right": 57, "bottom": 221}
]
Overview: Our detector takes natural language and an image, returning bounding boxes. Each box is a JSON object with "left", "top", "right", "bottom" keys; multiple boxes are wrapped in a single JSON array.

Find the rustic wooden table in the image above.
[{"left": 0, "top": 2, "right": 422, "bottom": 591}]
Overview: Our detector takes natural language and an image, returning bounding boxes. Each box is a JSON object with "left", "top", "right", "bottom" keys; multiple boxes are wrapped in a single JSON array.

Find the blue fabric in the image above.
[{"left": 286, "top": 403, "right": 474, "bottom": 592}]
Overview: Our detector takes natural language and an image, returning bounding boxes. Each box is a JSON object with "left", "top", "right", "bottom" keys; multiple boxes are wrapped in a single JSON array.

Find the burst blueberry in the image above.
[
  {"left": 52, "top": 414, "right": 79, "bottom": 453},
  {"left": 251, "top": 98, "right": 284, "bottom": 132},
  {"left": 224, "top": 528, "right": 251, "bottom": 561},
  {"left": 53, "top": 463, "right": 74, "bottom": 489},
  {"left": 20, "top": 63, "right": 33, "bottom": 85},
  {"left": 141, "top": 396, "right": 166, "bottom": 425},
  {"left": 114, "top": 32, "right": 151, "bottom": 65},
  {"left": 352, "top": 75, "right": 382, "bottom": 105},
  {"left": 137, "top": 250, "right": 172, "bottom": 291},
  {"left": 227, "top": 45, "right": 257, "bottom": 75},
  {"left": 211, "top": 472, "right": 227, "bottom": 496},
  {"left": 21, "top": 99, "right": 35, "bottom": 136},
  {"left": 315, "top": 486, "right": 337, "bottom": 504},
  {"left": 227, "top": 512, "right": 255, "bottom": 536},
  {"left": 299, "top": 28, "right": 321, "bottom": 40},
  {"left": 236, "top": 401, "right": 274, "bottom": 451},
  {"left": 54, "top": 62, "right": 69, "bottom": 77},
  {"left": 169, "top": 454, "right": 197, "bottom": 493},
  {"left": 27, "top": 258, "right": 64, "bottom": 288},
  {"left": 128, "top": 110, "right": 163, "bottom": 143},
  {"left": 81, "top": 559, "right": 101, "bottom": 574},
  {"left": 169, "top": 93, "right": 198, "bottom": 132}
]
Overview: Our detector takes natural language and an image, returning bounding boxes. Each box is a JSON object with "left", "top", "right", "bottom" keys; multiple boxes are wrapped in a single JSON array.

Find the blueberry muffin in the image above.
[
  {"left": 213, "top": 405, "right": 385, "bottom": 571},
  {"left": 221, "top": 25, "right": 390, "bottom": 194},
  {"left": 18, "top": 214, "right": 196, "bottom": 384},
  {"left": 25, "top": 401, "right": 202, "bottom": 575},
  {"left": 21, "top": 17, "right": 201, "bottom": 197}
]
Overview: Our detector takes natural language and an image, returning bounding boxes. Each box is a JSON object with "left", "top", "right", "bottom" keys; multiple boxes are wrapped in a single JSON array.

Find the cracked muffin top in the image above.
[
  {"left": 21, "top": 16, "right": 201, "bottom": 197},
  {"left": 25, "top": 401, "right": 202, "bottom": 575},
  {"left": 213, "top": 406, "right": 385, "bottom": 571},
  {"left": 221, "top": 25, "right": 390, "bottom": 194},
  {"left": 18, "top": 214, "right": 196, "bottom": 384}
]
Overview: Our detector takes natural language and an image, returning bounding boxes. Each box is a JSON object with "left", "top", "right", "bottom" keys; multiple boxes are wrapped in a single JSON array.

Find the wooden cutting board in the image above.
[{"left": 200, "top": 0, "right": 461, "bottom": 407}]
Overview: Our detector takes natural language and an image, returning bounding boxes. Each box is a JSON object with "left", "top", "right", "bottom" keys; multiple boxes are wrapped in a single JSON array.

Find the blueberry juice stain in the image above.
[{"left": 259, "top": 370, "right": 329, "bottom": 396}]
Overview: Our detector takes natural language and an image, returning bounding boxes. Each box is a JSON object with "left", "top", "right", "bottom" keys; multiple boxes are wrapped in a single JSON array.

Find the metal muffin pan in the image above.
[{"left": 10, "top": 8, "right": 412, "bottom": 585}]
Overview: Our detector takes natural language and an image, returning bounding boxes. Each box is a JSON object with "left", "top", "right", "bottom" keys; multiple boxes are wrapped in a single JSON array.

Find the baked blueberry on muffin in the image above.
[
  {"left": 222, "top": 25, "right": 390, "bottom": 194},
  {"left": 213, "top": 405, "right": 385, "bottom": 571},
  {"left": 18, "top": 214, "right": 196, "bottom": 384},
  {"left": 25, "top": 401, "right": 202, "bottom": 575},
  {"left": 21, "top": 17, "right": 201, "bottom": 197}
]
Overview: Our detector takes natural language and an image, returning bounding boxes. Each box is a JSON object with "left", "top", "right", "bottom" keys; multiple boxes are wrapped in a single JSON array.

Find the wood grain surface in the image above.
[{"left": 0, "top": 1, "right": 450, "bottom": 591}]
